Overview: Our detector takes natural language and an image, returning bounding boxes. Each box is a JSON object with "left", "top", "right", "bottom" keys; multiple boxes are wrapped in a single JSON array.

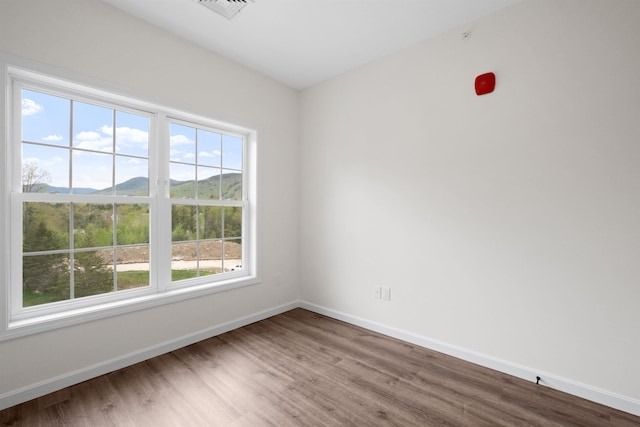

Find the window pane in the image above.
[
  {"left": 73, "top": 151, "right": 113, "bottom": 192},
  {"left": 170, "top": 163, "right": 195, "bottom": 198},
  {"left": 201, "top": 206, "right": 222, "bottom": 239},
  {"left": 115, "top": 111, "right": 149, "bottom": 157},
  {"left": 198, "top": 240, "right": 221, "bottom": 276},
  {"left": 22, "top": 144, "right": 69, "bottom": 193},
  {"left": 198, "top": 167, "right": 220, "bottom": 200},
  {"left": 23, "top": 253, "right": 70, "bottom": 307},
  {"left": 222, "top": 134, "right": 242, "bottom": 170},
  {"left": 221, "top": 170, "right": 242, "bottom": 201},
  {"left": 171, "top": 241, "right": 199, "bottom": 280},
  {"left": 224, "top": 206, "right": 242, "bottom": 239},
  {"left": 116, "top": 204, "right": 150, "bottom": 245},
  {"left": 23, "top": 202, "right": 69, "bottom": 252},
  {"left": 115, "top": 246, "right": 149, "bottom": 290},
  {"left": 224, "top": 239, "right": 242, "bottom": 272},
  {"left": 115, "top": 156, "right": 148, "bottom": 196},
  {"left": 14, "top": 74, "right": 251, "bottom": 317},
  {"left": 72, "top": 101, "right": 113, "bottom": 152},
  {"left": 172, "top": 204, "right": 197, "bottom": 242},
  {"left": 170, "top": 123, "right": 195, "bottom": 163},
  {"left": 73, "top": 203, "right": 113, "bottom": 249},
  {"left": 22, "top": 89, "right": 70, "bottom": 147},
  {"left": 73, "top": 250, "right": 114, "bottom": 298},
  {"left": 198, "top": 129, "right": 221, "bottom": 167}
]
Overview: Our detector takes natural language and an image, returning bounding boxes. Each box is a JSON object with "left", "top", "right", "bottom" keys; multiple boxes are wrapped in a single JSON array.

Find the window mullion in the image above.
[
  {"left": 153, "top": 113, "right": 171, "bottom": 292},
  {"left": 69, "top": 203, "right": 75, "bottom": 300},
  {"left": 5, "top": 64, "right": 256, "bottom": 338},
  {"left": 9, "top": 80, "right": 22, "bottom": 316}
]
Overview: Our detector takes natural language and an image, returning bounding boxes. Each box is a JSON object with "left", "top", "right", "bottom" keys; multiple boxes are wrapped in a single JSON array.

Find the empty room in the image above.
[{"left": 1, "top": 0, "right": 639, "bottom": 425}]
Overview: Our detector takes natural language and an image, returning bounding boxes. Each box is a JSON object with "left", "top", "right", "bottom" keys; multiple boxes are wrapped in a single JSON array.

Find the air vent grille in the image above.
[{"left": 199, "top": 0, "right": 255, "bottom": 20}]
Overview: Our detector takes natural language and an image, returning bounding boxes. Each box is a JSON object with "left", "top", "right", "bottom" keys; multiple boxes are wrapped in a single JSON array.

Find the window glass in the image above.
[
  {"left": 115, "top": 111, "right": 149, "bottom": 158},
  {"left": 222, "top": 134, "right": 242, "bottom": 170},
  {"left": 22, "top": 89, "right": 70, "bottom": 147},
  {"left": 22, "top": 143, "right": 69, "bottom": 194},
  {"left": 198, "top": 130, "right": 221, "bottom": 167},
  {"left": 169, "top": 122, "right": 244, "bottom": 280},
  {"left": 72, "top": 101, "right": 113, "bottom": 152},
  {"left": 169, "top": 123, "right": 196, "bottom": 163},
  {"left": 7, "top": 69, "right": 253, "bottom": 337}
]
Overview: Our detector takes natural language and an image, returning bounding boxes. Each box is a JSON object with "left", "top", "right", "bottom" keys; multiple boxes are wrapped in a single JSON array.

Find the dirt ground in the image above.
[{"left": 100, "top": 241, "right": 241, "bottom": 265}]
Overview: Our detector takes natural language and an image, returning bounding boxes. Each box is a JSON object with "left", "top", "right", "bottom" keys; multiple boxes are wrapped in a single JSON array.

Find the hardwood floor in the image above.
[{"left": 1, "top": 308, "right": 639, "bottom": 426}]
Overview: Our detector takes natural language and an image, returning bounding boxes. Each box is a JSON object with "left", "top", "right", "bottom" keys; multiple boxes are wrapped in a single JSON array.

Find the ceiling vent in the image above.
[{"left": 199, "top": 0, "right": 255, "bottom": 20}]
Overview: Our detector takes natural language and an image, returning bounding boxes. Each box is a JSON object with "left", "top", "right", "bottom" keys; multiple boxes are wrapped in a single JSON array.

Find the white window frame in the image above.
[{"left": 0, "top": 56, "right": 259, "bottom": 341}]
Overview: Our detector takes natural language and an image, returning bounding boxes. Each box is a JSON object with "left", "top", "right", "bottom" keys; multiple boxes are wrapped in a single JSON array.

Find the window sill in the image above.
[{"left": 2, "top": 275, "right": 261, "bottom": 342}]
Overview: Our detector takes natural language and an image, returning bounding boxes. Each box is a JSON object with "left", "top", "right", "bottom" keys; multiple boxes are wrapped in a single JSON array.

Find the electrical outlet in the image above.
[
  {"left": 374, "top": 286, "right": 382, "bottom": 299},
  {"left": 381, "top": 287, "right": 391, "bottom": 301},
  {"left": 275, "top": 273, "right": 281, "bottom": 286}
]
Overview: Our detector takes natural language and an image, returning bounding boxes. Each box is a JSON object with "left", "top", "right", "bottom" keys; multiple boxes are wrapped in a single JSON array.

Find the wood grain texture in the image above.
[{"left": 2, "top": 308, "right": 639, "bottom": 426}]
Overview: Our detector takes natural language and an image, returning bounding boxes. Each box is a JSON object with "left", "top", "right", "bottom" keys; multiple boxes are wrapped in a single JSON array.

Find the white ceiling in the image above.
[{"left": 99, "top": 0, "right": 521, "bottom": 89}]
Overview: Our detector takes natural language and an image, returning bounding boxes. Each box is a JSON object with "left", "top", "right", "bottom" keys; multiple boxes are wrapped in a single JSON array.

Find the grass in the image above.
[
  {"left": 23, "top": 288, "right": 67, "bottom": 307},
  {"left": 117, "top": 270, "right": 150, "bottom": 289},
  {"left": 171, "top": 269, "right": 217, "bottom": 281},
  {"left": 23, "top": 269, "right": 219, "bottom": 307},
  {"left": 115, "top": 269, "right": 219, "bottom": 286}
]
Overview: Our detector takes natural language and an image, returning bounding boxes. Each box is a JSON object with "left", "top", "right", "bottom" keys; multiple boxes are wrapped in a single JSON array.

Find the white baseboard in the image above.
[
  {"left": 299, "top": 301, "right": 640, "bottom": 418},
  {"left": 0, "top": 301, "right": 299, "bottom": 411},
  {"left": 3, "top": 299, "right": 639, "bottom": 418}
]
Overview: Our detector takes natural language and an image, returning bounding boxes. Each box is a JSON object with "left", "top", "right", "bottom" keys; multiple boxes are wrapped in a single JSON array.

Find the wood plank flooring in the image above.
[{"left": 1, "top": 308, "right": 639, "bottom": 426}]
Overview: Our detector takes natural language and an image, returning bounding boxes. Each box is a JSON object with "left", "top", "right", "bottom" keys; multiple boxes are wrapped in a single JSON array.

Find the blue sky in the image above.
[{"left": 22, "top": 89, "right": 243, "bottom": 191}]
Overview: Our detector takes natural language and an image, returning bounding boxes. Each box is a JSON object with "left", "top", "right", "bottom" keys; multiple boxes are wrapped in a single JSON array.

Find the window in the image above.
[
  {"left": 19, "top": 88, "right": 153, "bottom": 309},
  {"left": 2, "top": 64, "right": 257, "bottom": 339},
  {"left": 169, "top": 121, "right": 244, "bottom": 280}
]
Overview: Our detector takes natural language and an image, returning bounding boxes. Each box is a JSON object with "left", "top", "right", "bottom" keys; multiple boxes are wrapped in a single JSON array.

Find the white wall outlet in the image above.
[
  {"left": 275, "top": 273, "right": 281, "bottom": 286},
  {"left": 374, "top": 286, "right": 382, "bottom": 299},
  {"left": 381, "top": 287, "right": 391, "bottom": 301}
]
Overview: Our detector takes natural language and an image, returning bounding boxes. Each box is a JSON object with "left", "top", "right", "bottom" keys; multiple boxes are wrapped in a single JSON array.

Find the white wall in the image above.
[
  {"left": 0, "top": 0, "right": 299, "bottom": 401},
  {"left": 300, "top": 0, "right": 640, "bottom": 405},
  {"left": 2, "top": 0, "right": 640, "bottom": 415}
]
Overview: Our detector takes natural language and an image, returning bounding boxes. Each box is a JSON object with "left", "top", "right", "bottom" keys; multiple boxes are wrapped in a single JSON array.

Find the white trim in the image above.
[
  {"left": 0, "top": 54, "right": 9, "bottom": 337},
  {"left": 1, "top": 299, "right": 639, "bottom": 417},
  {"left": 0, "top": 300, "right": 299, "bottom": 411},
  {"left": 299, "top": 301, "right": 640, "bottom": 418},
  {"left": 1, "top": 54, "right": 260, "bottom": 340},
  {"left": 3, "top": 274, "right": 261, "bottom": 341}
]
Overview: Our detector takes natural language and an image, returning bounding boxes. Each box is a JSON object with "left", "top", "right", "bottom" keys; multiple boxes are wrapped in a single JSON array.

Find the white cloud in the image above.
[
  {"left": 118, "top": 127, "right": 148, "bottom": 143},
  {"left": 199, "top": 150, "right": 221, "bottom": 158},
  {"left": 102, "top": 125, "right": 148, "bottom": 144},
  {"left": 75, "top": 131, "right": 101, "bottom": 141},
  {"left": 73, "top": 126, "right": 149, "bottom": 153},
  {"left": 22, "top": 99, "right": 43, "bottom": 116},
  {"left": 99, "top": 125, "right": 114, "bottom": 137},
  {"left": 74, "top": 130, "right": 111, "bottom": 151},
  {"left": 43, "top": 134, "right": 63, "bottom": 142},
  {"left": 170, "top": 134, "right": 194, "bottom": 146}
]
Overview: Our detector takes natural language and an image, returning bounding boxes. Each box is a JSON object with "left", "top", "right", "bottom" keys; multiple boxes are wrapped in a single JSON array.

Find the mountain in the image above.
[
  {"left": 169, "top": 173, "right": 242, "bottom": 200},
  {"left": 35, "top": 184, "right": 97, "bottom": 194},
  {"left": 36, "top": 174, "right": 242, "bottom": 199},
  {"left": 93, "top": 176, "right": 149, "bottom": 196}
]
